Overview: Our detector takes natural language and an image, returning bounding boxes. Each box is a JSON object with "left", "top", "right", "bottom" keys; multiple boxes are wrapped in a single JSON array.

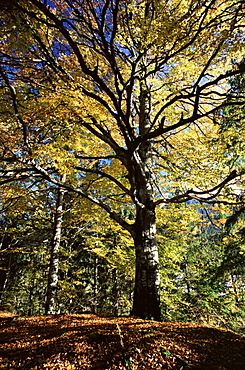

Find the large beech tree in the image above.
[{"left": 1, "top": 0, "right": 245, "bottom": 319}]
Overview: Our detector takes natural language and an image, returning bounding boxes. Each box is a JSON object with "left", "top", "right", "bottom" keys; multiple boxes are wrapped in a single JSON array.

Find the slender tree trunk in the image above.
[
  {"left": 92, "top": 254, "right": 98, "bottom": 314},
  {"left": 231, "top": 274, "right": 239, "bottom": 305},
  {"left": 0, "top": 233, "right": 11, "bottom": 303},
  {"left": 112, "top": 268, "right": 119, "bottom": 316},
  {"left": 45, "top": 174, "right": 66, "bottom": 314},
  {"left": 28, "top": 277, "right": 35, "bottom": 316}
]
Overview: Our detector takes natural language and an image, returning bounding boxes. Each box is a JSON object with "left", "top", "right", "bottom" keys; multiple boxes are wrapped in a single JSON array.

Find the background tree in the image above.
[
  {"left": 0, "top": 178, "right": 135, "bottom": 316},
  {"left": 0, "top": 0, "right": 245, "bottom": 319},
  {"left": 45, "top": 174, "right": 66, "bottom": 314},
  {"left": 0, "top": 180, "right": 52, "bottom": 314}
]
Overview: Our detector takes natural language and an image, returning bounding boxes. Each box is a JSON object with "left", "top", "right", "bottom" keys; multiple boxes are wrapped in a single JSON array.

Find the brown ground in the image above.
[{"left": 0, "top": 309, "right": 245, "bottom": 369}]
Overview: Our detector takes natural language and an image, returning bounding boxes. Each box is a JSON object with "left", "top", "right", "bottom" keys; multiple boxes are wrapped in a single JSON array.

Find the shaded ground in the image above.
[{"left": 0, "top": 310, "right": 245, "bottom": 369}]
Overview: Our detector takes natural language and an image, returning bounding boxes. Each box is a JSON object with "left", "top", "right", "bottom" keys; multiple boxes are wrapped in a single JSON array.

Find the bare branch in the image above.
[
  {"left": 155, "top": 170, "right": 240, "bottom": 206},
  {"left": 75, "top": 166, "right": 131, "bottom": 196},
  {"left": 31, "top": 162, "right": 134, "bottom": 235}
]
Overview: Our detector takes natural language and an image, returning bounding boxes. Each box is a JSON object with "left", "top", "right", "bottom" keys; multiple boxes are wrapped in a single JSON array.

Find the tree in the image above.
[
  {"left": 45, "top": 174, "right": 66, "bottom": 314},
  {"left": 1, "top": 0, "right": 245, "bottom": 319}
]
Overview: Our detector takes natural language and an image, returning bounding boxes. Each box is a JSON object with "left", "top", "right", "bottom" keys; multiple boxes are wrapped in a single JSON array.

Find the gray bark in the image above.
[
  {"left": 0, "top": 233, "right": 12, "bottom": 303},
  {"left": 131, "top": 203, "right": 161, "bottom": 320},
  {"left": 92, "top": 254, "right": 98, "bottom": 314},
  {"left": 45, "top": 174, "right": 66, "bottom": 314},
  {"left": 130, "top": 82, "right": 161, "bottom": 320}
]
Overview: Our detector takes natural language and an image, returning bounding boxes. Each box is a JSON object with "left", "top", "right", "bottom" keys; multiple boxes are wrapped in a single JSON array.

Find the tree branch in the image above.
[
  {"left": 75, "top": 166, "right": 131, "bottom": 196},
  {"left": 155, "top": 170, "right": 240, "bottom": 206},
  {"left": 31, "top": 162, "right": 134, "bottom": 235}
]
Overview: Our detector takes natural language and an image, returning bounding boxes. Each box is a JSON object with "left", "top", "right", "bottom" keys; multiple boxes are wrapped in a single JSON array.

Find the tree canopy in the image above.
[{"left": 1, "top": 0, "right": 245, "bottom": 320}]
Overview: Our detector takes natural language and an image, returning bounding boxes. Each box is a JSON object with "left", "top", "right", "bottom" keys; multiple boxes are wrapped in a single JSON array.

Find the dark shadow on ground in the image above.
[{"left": 0, "top": 314, "right": 245, "bottom": 369}]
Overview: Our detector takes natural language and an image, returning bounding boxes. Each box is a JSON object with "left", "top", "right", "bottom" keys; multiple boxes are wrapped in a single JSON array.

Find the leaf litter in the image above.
[{"left": 0, "top": 309, "right": 245, "bottom": 369}]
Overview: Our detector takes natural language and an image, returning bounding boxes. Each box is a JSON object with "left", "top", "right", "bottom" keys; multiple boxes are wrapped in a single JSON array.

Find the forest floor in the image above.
[{"left": 0, "top": 309, "right": 245, "bottom": 369}]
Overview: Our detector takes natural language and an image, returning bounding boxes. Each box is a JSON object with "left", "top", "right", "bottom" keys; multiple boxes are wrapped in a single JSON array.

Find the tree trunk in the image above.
[
  {"left": 28, "top": 277, "right": 35, "bottom": 316},
  {"left": 130, "top": 82, "right": 161, "bottom": 320},
  {"left": 92, "top": 254, "right": 98, "bottom": 314},
  {"left": 0, "top": 234, "right": 12, "bottom": 303},
  {"left": 45, "top": 174, "right": 66, "bottom": 314},
  {"left": 112, "top": 268, "right": 119, "bottom": 316},
  {"left": 131, "top": 202, "right": 161, "bottom": 320}
]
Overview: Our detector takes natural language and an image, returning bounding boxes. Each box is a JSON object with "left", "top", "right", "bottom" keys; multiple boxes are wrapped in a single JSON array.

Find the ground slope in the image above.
[{"left": 0, "top": 311, "right": 245, "bottom": 369}]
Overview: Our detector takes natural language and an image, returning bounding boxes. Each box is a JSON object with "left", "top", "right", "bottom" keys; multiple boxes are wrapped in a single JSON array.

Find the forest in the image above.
[{"left": 0, "top": 0, "right": 245, "bottom": 335}]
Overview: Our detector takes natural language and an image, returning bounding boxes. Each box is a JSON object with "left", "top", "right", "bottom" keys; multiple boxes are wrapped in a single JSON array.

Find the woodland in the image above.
[{"left": 1, "top": 0, "right": 245, "bottom": 342}]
